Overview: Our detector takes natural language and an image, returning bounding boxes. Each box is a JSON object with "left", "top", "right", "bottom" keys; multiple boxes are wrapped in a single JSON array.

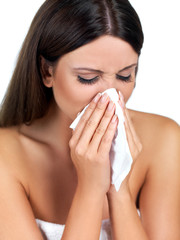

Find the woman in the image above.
[{"left": 0, "top": 0, "right": 179, "bottom": 239}]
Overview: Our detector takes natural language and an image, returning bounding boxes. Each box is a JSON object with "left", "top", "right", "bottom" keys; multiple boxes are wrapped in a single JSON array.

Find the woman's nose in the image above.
[{"left": 100, "top": 76, "right": 118, "bottom": 92}]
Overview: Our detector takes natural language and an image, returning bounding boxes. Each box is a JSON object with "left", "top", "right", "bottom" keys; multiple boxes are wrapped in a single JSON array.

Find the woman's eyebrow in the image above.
[
  {"left": 73, "top": 63, "right": 137, "bottom": 74},
  {"left": 118, "top": 63, "right": 137, "bottom": 73},
  {"left": 73, "top": 68, "right": 103, "bottom": 74}
]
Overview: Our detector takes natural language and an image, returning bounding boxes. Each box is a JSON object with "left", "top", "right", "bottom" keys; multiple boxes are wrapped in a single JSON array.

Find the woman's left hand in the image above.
[{"left": 108, "top": 92, "right": 142, "bottom": 196}]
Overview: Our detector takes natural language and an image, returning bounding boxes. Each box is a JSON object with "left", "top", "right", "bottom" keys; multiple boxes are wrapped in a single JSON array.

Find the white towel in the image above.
[
  {"left": 36, "top": 219, "right": 64, "bottom": 240},
  {"left": 70, "top": 88, "right": 133, "bottom": 191},
  {"left": 36, "top": 218, "right": 112, "bottom": 240}
]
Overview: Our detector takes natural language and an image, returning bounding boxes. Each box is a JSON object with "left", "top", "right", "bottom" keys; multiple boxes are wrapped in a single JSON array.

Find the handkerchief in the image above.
[{"left": 70, "top": 88, "right": 133, "bottom": 191}]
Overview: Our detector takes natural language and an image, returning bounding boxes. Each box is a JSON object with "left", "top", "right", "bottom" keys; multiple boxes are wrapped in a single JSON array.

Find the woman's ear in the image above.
[{"left": 40, "top": 56, "right": 54, "bottom": 88}]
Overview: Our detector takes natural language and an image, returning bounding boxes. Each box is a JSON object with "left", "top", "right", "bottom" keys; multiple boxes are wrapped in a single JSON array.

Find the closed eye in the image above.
[
  {"left": 116, "top": 74, "right": 131, "bottom": 82},
  {"left": 77, "top": 75, "right": 99, "bottom": 84},
  {"left": 77, "top": 74, "right": 131, "bottom": 85}
]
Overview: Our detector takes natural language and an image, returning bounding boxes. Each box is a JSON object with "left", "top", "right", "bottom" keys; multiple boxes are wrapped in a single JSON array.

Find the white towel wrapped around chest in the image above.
[{"left": 36, "top": 218, "right": 112, "bottom": 240}]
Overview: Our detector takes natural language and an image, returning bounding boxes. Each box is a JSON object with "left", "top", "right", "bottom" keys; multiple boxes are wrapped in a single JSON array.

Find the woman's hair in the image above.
[{"left": 0, "top": 0, "right": 144, "bottom": 127}]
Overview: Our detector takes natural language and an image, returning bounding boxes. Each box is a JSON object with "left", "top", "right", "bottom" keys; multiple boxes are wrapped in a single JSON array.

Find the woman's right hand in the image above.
[{"left": 69, "top": 93, "right": 118, "bottom": 196}]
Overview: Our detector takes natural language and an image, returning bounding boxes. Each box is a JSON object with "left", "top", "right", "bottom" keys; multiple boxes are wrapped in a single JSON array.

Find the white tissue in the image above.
[{"left": 70, "top": 88, "right": 133, "bottom": 191}]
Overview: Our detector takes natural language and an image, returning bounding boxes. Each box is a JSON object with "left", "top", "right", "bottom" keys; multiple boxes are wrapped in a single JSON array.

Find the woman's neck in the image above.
[{"left": 19, "top": 102, "right": 73, "bottom": 155}]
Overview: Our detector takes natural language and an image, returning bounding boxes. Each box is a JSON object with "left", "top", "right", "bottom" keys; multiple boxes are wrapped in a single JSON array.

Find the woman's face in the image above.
[{"left": 49, "top": 35, "right": 138, "bottom": 120}]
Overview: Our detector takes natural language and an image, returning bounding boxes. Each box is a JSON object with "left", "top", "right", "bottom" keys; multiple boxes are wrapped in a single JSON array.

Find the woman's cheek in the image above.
[
  {"left": 52, "top": 76, "right": 97, "bottom": 119},
  {"left": 120, "top": 82, "right": 135, "bottom": 103}
]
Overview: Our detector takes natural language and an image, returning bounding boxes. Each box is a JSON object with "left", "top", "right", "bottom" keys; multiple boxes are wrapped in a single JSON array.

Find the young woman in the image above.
[{"left": 0, "top": 0, "right": 179, "bottom": 239}]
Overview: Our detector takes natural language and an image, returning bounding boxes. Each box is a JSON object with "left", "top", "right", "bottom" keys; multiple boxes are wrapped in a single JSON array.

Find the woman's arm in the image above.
[
  {"left": 61, "top": 185, "right": 105, "bottom": 240},
  {"left": 107, "top": 104, "right": 148, "bottom": 240},
  {"left": 107, "top": 188, "right": 148, "bottom": 240},
  {"left": 107, "top": 100, "right": 180, "bottom": 239},
  {"left": 0, "top": 157, "right": 43, "bottom": 240},
  {"left": 139, "top": 119, "right": 180, "bottom": 239},
  {"left": 62, "top": 93, "right": 118, "bottom": 239}
]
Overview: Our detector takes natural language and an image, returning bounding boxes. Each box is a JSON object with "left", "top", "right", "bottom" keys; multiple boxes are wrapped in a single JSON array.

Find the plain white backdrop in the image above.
[{"left": 0, "top": 1, "right": 179, "bottom": 124}]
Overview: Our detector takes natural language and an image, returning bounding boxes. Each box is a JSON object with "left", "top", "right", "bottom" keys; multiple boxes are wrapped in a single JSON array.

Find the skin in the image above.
[{"left": 0, "top": 35, "right": 179, "bottom": 240}]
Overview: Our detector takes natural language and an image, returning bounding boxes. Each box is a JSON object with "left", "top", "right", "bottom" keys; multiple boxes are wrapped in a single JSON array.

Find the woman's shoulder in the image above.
[
  {"left": 129, "top": 108, "right": 179, "bottom": 125},
  {"left": 0, "top": 127, "right": 23, "bottom": 158},
  {"left": 0, "top": 127, "right": 29, "bottom": 192},
  {"left": 129, "top": 109, "right": 180, "bottom": 165},
  {"left": 129, "top": 109, "right": 179, "bottom": 137}
]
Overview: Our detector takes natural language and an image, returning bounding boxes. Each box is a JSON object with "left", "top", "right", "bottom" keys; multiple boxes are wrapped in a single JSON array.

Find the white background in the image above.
[{"left": 0, "top": 1, "right": 179, "bottom": 124}]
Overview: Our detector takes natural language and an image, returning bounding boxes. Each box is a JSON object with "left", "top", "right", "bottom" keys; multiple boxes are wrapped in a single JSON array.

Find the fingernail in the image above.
[
  {"left": 107, "top": 101, "right": 114, "bottom": 111},
  {"left": 100, "top": 93, "right": 108, "bottom": 103},
  {"left": 119, "top": 91, "right": 124, "bottom": 100},
  {"left": 93, "top": 93, "right": 101, "bottom": 103},
  {"left": 119, "top": 91, "right": 125, "bottom": 108},
  {"left": 119, "top": 90, "right": 123, "bottom": 98},
  {"left": 118, "top": 99, "right": 124, "bottom": 110}
]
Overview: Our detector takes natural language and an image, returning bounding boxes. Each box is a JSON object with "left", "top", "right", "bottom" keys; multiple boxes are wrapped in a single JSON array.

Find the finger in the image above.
[
  {"left": 118, "top": 91, "right": 137, "bottom": 141},
  {"left": 77, "top": 93, "right": 110, "bottom": 148},
  {"left": 89, "top": 101, "right": 116, "bottom": 152},
  {"left": 118, "top": 92, "right": 142, "bottom": 156},
  {"left": 123, "top": 108, "right": 143, "bottom": 161},
  {"left": 124, "top": 109, "right": 142, "bottom": 151},
  {"left": 98, "top": 114, "right": 118, "bottom": 155},
  {"left": 125, "top": 109, "right": 137, "bottom": 139},
  {"left": 118, "top": 92, "right": 136, "bottom": 143},
  {"left": 71, "top": 93, "right": 101, "bottom": 143},
  {"left": 118, "top": 91, "right": 125, "bottom": 109},
  {"left": 117, "top": 95, "right": 137, "bottom": 153},
  {"left": 124, "top": 113, "right": 136, "bottom": 153}
]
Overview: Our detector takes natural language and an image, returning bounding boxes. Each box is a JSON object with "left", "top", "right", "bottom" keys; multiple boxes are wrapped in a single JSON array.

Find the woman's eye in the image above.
[
  {"left": 77, "top": 75, "right": 99, "bottom": 84},
  {"left": 116, "top": 74, "right": 131, "bottom": 82}
]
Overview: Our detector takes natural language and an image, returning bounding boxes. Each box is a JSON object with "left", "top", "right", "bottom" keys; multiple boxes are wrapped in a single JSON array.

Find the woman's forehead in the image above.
[{"left": 58, "top": 35, "right": 138, "bottom": 72}]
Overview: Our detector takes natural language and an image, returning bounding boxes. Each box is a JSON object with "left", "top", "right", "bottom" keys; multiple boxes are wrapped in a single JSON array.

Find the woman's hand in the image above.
[
  {"left": 69, "top": 93, "right": 118, "bottom": 196},
  {"left": 108, "top": 92, "right": 142, "bottom": 196}
]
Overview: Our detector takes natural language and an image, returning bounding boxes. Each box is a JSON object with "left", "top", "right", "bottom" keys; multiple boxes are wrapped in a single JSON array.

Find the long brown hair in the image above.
[{"left": 0, "top": 0, "right": 144, "bottom": 127}]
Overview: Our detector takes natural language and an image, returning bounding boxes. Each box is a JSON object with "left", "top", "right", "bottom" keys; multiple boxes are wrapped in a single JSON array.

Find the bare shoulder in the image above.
[
  {"left": 0, "top": 126, "right": 21, "bottom": 149},
  {"left": 129, "top": 108, "right": 179, "bottom": 130},
  {"left": 0, "top": 127, "right": 29, "bottom": 193},
  {"left": 0, "top": 127, "right": 23, "bottom": 161},
  {"left": 129, "top": 109, "right": 180, "bottom": 169},
  {"left": 0, "top": 127, "right": 44, "bottom": 238},
  {"left": 129, "top": 109, "right": 180, "bottom": 146},
  {"left": 129, "top": 112, "right": 180, "bottom": 238}
]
